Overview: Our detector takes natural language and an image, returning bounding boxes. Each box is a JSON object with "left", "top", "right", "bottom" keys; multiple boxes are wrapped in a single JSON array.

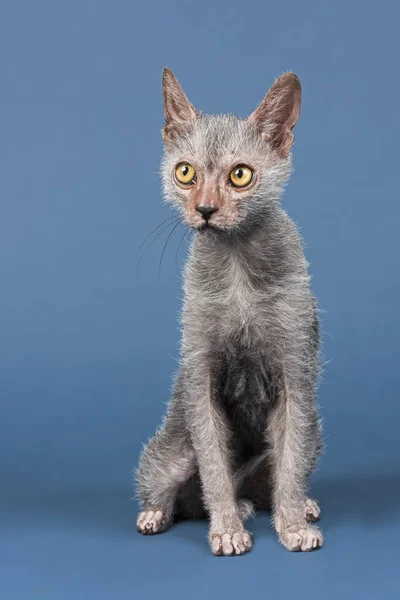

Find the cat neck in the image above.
[
  {"left": 193, "top": 202, "right": 281, "bottom": 256},
  {"left": 189, "top": 203, "right": 303, "bottom": 285}
]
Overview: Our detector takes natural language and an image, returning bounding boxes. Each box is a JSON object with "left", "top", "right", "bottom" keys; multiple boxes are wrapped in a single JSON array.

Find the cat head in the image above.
[{"left": 160, "top": 68, "right": 301, "bottom": 232}]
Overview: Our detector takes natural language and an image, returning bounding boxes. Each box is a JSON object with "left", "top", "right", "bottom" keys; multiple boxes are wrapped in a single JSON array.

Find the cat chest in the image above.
[
  {"left": 213, "top": 265, "right": 264, "bottom": 340},
  {"left": 185, "top": 256, "right": 275, "bottom": 347}
]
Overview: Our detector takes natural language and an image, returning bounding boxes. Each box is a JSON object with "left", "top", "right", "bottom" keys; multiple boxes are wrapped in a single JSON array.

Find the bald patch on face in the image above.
[{"left": 161, "top": 110, "right": 292, "bottom": 232}]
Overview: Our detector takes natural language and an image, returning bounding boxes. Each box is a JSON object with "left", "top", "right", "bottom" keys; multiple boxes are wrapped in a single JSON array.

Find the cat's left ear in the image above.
[
  {"left": 248, "top": 72, "right": 301, "bottom": 158},
  {"left": 162, "top": 68, "right": 197, "bottom": 145}
]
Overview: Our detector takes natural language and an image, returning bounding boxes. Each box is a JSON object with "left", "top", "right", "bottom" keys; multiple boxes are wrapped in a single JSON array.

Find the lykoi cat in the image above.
[{"left": 136, "top": 68, "right": 323, "bottom": 555}]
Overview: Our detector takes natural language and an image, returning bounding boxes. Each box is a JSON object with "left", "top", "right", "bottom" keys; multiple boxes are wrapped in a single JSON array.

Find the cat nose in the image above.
[{"left": 196, "top": 205, "right": 218, "bottom": 221}]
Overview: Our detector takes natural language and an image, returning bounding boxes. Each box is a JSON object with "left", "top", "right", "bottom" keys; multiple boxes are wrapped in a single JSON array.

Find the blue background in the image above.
[{"left": 1, "top": 1, "right": 399, "bottom": 598}]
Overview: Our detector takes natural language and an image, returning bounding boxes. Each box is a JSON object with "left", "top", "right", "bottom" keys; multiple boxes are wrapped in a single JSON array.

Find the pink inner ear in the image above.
[
  {"left": 162, "top": 68, "right": 197, "bottom": 130},
  {"left": 267, "top": 126, "right": 295, "bottom": 159},
  {"left": 249, "top": 73, "right": 301, "bottom": 156}
]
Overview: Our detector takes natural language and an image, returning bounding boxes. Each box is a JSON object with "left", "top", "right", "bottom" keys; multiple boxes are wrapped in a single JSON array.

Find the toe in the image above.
[
  {"left": 211, "top": 534, "right": 223, "bottom": 555},
  {"left": 285, "top": 532, "right": 302, "bottom": 551},
  {"left": 221, "top": 533, "right": 234, "bottom": 556},
  {"left": 232, "top": 532, "right": 245, "bottom": 555},
  {"left": 243, "top": 532, "right": 252, "bottom": 550},
  {"left": 305, "top": 498, "right": 321, "bottom": 522},
  {"left": 136, "top": 511, "right": 146, "bottom": 530}
]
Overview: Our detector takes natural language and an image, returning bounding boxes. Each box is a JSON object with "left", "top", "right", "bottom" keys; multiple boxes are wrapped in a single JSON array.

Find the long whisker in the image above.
[
  {"left": 175, "top": 227, "right": 190, "bottom": 267},
  {"left": 158, "top": 219, "right": 184, "bottom": 279},
  {"left": 133, "top": 217, "right": 180, "bottom": 274},
  {"left": 135, "top": 215, "right": 178, "bottom": 257}
]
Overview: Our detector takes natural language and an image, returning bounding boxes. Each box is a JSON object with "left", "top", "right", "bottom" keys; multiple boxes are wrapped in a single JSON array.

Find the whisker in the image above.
[
  {"left": 133, "top": 217, "right": 180, "bottom": 274},
  {"left": 135, "top": 215, "right": 178, "bottom": 257},
  {"left": 158, "top": 219, "right": 184, "bottom": 279},
  {"left": 175, "top": 227, "right": 190, "bottom": 267}
]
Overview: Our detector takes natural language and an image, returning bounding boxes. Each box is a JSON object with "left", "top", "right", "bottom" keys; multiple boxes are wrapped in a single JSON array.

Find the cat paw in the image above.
[
  {"left": 305, "top": 498, "right": 321, "bottom": 522},
  {"left": 210, "top": 530, "right": 252, "bottom": 556},
  {"left": 278, "top": 524, "right": 323, "bottom": 552},
  {"left": 137, "top": 510, "right": 169, "bottom": 535}
]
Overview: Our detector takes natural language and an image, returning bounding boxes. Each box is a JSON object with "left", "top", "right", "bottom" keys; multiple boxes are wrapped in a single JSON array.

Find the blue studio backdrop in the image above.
[{"left": 1, "top": 1, "right": 400, "bottom": 598}]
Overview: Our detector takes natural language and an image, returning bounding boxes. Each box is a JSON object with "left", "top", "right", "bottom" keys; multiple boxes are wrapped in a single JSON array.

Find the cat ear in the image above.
[
  {"left": 162, "top": 68, "right": 197, "bottom": 145},
  {"left": 248, "top": 72, "right": 301, "bottom": 158}
]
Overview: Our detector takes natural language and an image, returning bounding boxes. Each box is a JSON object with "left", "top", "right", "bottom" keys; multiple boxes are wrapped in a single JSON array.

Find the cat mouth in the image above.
[{"left": 198, "top": 221, "right": 219, "bottom": 232}]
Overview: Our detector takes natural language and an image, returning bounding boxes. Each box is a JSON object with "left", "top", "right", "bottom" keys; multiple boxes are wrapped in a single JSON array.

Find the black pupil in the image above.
[
  {"left": 236, "top": 168, "right": 243, "bottom": 178},
  {"left": 182, "top": 166, "right": 189, "bottom": 176}
]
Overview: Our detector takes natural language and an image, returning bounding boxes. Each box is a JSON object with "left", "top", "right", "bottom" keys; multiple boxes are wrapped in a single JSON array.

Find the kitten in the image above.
[{"left": 136, "top": 68, "right": 323, "bottom": 555}]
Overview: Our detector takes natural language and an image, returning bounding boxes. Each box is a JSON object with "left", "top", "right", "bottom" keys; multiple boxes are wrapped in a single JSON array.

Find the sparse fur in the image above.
[{"left": 135, "top": 69, "right": 324, "bottom": 555}]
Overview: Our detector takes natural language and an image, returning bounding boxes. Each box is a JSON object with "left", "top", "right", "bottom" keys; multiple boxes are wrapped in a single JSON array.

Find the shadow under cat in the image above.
[{"left": 2, "top": 469, "right": 400, "bottom": 536}]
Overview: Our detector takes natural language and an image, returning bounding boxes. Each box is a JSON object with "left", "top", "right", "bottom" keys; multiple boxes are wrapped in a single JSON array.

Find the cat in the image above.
[{"left": 135, "top": 68, "right": 323, "bottom": 555}]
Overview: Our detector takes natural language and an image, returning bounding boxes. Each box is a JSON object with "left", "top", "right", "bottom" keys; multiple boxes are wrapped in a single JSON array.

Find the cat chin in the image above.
[
  {"left": 191, "top": 219, "right": 243, "bottom": 234},
  {"left": 197, "top": 223, "right": 221, "bottom": 233}
]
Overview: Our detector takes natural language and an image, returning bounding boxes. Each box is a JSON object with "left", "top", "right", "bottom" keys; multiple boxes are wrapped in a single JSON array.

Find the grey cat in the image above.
[{"left": 135, "top": 68, "right": 323, "bottom": 555}]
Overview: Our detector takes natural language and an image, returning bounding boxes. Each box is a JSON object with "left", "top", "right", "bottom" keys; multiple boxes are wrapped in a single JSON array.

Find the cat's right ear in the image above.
[{"left": 162, "top": 68, "right": 197, "bottom": 146}]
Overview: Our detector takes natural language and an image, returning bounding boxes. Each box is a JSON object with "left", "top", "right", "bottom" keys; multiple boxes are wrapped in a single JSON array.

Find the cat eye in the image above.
[
  {"left": 175, "top": 163, "right": 196, "bottom": 185},
  {"left": 229, "top": 165, "right": 253, "bottom": 188}
]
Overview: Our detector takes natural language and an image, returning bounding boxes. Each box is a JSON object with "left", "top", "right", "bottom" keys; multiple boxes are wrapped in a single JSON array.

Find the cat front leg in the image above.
[
  {"left": 184, "top": 368, "right": 252, "bottom": 556},
  {"left": 268, "top": 375, "right": 323, "bottom": 551}
]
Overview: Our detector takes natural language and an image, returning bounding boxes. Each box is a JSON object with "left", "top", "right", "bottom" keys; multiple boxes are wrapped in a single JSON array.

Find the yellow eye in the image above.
[
  {"left": 175, "top": 163, "right": 196, "bottom": 185},
  {"left": 229, "top": 165, "right": 253, "bottom": 188}
]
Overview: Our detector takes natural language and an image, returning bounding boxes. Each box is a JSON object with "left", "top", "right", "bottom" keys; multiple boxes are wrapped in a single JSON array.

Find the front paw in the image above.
[
  {"left": 277, "top": 523, "right": 323, "bottom": 552},
  {"left": 210, "top": 530, "right": 252, "bottom": 556}
]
